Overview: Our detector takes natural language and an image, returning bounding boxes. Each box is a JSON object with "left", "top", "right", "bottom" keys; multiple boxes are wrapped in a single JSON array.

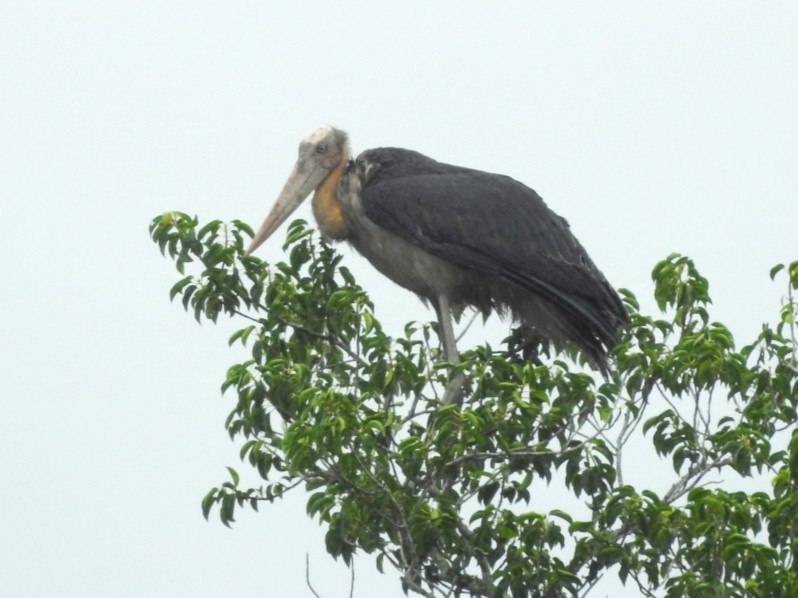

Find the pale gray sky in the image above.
[{"left": 1, "top": 2, "right": 796, "bottom": 597}]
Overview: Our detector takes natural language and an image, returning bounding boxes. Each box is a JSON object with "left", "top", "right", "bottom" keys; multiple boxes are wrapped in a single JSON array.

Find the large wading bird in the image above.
[{"left": 246, "top": 126, "right": 628, "bottom": 373}]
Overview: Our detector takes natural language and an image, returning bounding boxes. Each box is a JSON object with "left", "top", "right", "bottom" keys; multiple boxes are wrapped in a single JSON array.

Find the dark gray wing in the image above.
[{"left": 356, "top": 148, "right": 627, "bottom": 345}]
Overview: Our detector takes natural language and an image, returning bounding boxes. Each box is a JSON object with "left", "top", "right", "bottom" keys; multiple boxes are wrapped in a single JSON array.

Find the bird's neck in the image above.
[{"left": 312, "top": 146, "right": 351, "bottom": 240}]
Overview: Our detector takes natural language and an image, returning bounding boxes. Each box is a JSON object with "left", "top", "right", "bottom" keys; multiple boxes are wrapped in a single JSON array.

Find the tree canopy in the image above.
[{"left": 151, "top": 212, "right": 798, "bottom": 597}]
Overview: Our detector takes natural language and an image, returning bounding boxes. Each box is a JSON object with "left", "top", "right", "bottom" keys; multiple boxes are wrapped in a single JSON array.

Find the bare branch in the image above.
[
  {"left": 662, "top": 458, "right": 733, "bottom": 504},
  {"left": 305, "top": 553, "right": 322, "bottom": 598},
  {"left": 615, "top": 408, "right": 634, "bottom": 486},
  {"left": 455, "top": 311, "right": 480, "bottom": 343}
]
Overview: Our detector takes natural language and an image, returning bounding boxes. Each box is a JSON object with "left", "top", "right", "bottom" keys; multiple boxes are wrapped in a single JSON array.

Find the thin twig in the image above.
[
  {"left": 662, "top": 458, "right": 732, "bottom": 504},
  {"left": 306, "top": 553, "right": 322, "bottom": 598},
  {"left": 401, "top": 575, "right": 437, "bottom": 598},
  {"left": 615, "top": 408, "right": 634, "bottom": 486},
  {"left": 628, "top": 570, "right": 658, "bottom": 598},
  {"left": 455, "top": 310, "right": 480, "bottom": 343},
  {"left": 577, "top": 574, "right": 602, "bottom": 597}
]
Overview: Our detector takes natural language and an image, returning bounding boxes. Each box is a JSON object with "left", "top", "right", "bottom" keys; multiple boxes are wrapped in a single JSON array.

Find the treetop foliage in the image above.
[{"left": 151, "top": 212, "right": 798, "bottom": 597}]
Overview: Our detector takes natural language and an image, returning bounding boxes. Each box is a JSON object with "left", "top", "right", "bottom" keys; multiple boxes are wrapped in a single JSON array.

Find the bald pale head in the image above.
[
  {"left": 302, "top": 125, "right": 347, "bottom": 149},
  {"left": 245, "top": 125, "right": 350, "bottom": 256}
]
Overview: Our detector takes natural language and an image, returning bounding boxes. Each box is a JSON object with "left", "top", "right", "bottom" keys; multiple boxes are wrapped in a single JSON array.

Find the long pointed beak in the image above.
[{"left": 245, "top": 158, "right": 326, "bottom": 256}]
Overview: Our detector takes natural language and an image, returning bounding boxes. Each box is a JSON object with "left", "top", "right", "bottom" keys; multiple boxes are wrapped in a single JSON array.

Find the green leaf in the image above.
[
  {"left": 201, "top": 488, "right": 218, "bottom": 521},
  {"left": 769, "top": 263, "right": 785, "bottom": 280},
  {"left": 220, "top": 494, "right": 235, "bottom": 527},
  {"left": 169, "top": 275, "right": 193, "bottom": 301},
  {"left": 197, "top": 219, "right": 222, "bottom": 241},
  {"left": 226, "top": 467, "right": 240, "bottom": 486},
  {"left": 549, "top": 509, "right": 573, "bottom": 524}
]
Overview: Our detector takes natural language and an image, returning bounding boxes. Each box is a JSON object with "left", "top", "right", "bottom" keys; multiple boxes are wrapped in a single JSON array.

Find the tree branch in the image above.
[{"left": 306, "top": 553, "right": 322, "bottom": 598}]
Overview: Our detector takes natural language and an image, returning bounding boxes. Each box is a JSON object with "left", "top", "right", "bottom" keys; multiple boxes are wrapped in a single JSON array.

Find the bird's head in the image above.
[{"left": 245, "top": 125, "right": 349, "bottom": 255}]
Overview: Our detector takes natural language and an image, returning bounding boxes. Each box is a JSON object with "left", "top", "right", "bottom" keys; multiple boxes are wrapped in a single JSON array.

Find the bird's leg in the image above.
[
  {"left": 435, "top": 294, "right": 460, "bottom": 365},
  {"left": 435, "top": 295, "right": 465, "bottom": 405}
]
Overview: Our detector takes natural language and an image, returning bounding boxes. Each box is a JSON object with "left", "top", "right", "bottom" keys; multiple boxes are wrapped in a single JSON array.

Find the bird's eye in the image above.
[{"left": 317, "top": 143, "right": 328, "bottom": 154}]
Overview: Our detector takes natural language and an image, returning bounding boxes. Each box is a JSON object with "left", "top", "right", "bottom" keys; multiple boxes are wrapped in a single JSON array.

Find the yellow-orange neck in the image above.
[{"left": 311, "top": 149, "right": 350, "bottom": 240}]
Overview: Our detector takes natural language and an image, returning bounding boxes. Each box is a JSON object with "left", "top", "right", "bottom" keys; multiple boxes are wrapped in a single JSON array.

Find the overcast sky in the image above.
[{"left": 1, "top": 2, "right": 796, "bottom": 597}]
